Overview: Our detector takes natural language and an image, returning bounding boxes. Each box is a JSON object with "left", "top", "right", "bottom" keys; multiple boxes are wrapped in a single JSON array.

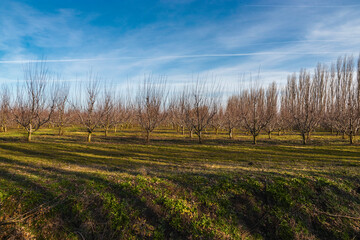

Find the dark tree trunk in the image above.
[
  {"left": 198, "top": 131, "right": 202, "bottom": 144},
  {"left": 253, "top": 135, "right": 257, "bottom": 144},
  {"left": 301, "top": 133, "right": 307, "bottom": 145},
  {"left": 146, "top": 131, "right": 150, "bottom": 142}
]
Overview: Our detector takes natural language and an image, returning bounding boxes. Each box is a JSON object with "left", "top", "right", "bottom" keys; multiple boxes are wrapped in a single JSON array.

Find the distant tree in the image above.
[
  {"left": 12, "top": 62, "right": 56, "bottom": 141},
  {"left": 277, "top": 92, "right": 291, "bottom": 135},
  {"left": 183, "top": 80, "right": 219, "bottom": 143},
  {"left": 53, "top": 81, "right": 70, "bottom": 136},
  {"left": 358, "top": 54, "right": 360, "bottom": 106},
  {"left": 323, "top": 64, "right": 337, "bottom": 134},
  {"left": 284, "top": 66, "right": 326, "bottom": 145},
  {"left": 0, "top": 86, "right": 11, "bottom": 132},
  {"left": 177, "top": 89, "right": 195, "bottom": 138},
  {"left": 211, "top": 106, "right": 224, "bottom": 135},
  {"left": 75, "top": 74, "right": 104, "bottom": 142},
  {"left": 224, "top": 96, "right": 239, "bottom": 139},
  {"left": 264, "top": 82, "right": 278, "bottom": 139},
  {"left": 333, "top": 56, "right": 360, "bottom": 144},
  {"left": 99, "top": 87, "right": 117, "bottom": 137},
  {"left": 240, "top": 82, "right": 277, "bottom": 144},
  {"left": 136, "top": 77, "right": 168, "bottom": 142},
  {"left": 113, "top": 99, "right": 131, "bottom": 133},
  {"left": 168, "top": 94, "right": 181, "bottom": 133}
]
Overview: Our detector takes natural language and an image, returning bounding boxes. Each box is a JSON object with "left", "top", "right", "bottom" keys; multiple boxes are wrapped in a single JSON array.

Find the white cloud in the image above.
[{"left": 0, "top": 0, "right": 359, "bottom": 88}]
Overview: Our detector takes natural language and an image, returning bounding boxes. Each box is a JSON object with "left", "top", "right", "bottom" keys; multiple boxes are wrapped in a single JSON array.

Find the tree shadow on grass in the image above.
[{"left": 0, "top": 157, "right": 192, "bottom": 239}]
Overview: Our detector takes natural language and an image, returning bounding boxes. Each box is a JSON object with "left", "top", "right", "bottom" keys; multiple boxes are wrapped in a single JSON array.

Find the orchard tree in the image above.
[
  {"left": 240, "top": 82, "right": 277, "bottom": 144},
  {"left": 324, "top": 64, "right": 338, "bottom": 134},
  {"left": 333, "top": 56, "right": 360, "bottom": 144},
  {"left": 211, "top": 106, "right": 224, "bottom": 135},
  {"left": 75, "top": 74, "right": 104, "bottom": 142},
  {"left": 113, "top": 99, "right": 131, "bottom": 133},
  {"left": 136, "top": 77, "right": 168, "bottom": 142},
  {"left": 99, "top": 87, "right": 117, "bottom": 137},
  {"left": 0, "top": 86, "right": 11, "bottom": 132},
  {"left": 224, "top": 96, "right": 239, "bottom": 139},
  {"left": 12, "top": 62, "right": 56, "bottom": 141},
  {"left": 284, "top": 66, "right": 326, "bottom": 145},
  {"left": 264, "top": 82, "right": 278, "bottom": 139},
  {"left": 183, "top": 80, "right": 219, "bottom": 143},
  {"left": 53, "top": 82, "right": 70, "bottom": 136}
]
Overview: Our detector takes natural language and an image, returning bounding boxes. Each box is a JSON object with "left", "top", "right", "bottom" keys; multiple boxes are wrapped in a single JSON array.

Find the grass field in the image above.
[{"left": 0, "top": 128, "right": 359, "bottom": 239}]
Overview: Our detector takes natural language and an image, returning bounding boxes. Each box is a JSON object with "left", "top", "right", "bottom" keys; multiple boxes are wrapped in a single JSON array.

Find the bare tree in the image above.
[
  {"left": 333, "top": 56, "right": 360, "bottom": 144},
  {"left": 99, "top": 87, "right": 117, "bottom": 137},
  {"left": 183, "top": 80, "right": 218, "bottom": 143},
  {"left": 113, "top": 99, "right": 131, "bottom": 133},
  {"left": 12, "top": 62, "right": 56, "bottom": 141},
  {"left": 136, "top": 77, "right": 168, "bottom": 142},
  {"left": 211, "top": 106, "right": 224, "bottom": 135},
  {"left": 277, "top": 92, "right": 292, "bottom": 135},
  {"left": 75, "top": 74, "right": 104, "bottom": 142},
  {"left": 240, "top": 82, "right": 277, "bottom": 144},
  {"left": 264, "top": 82, "right": 278, "bottom": 139},
  {"left": 358, "top": 55, "right": 360, "bottom": 103},
  {"left": 284, "top": 66, "right": 326, "bottom": 145},
  {"left": 168, "top": 94, "right": 182, "bottom": 134},
  {"left": 324, "top": 64, "right": 338, "bottom": 134},
  {"left": 53, "top": 81, "right": 70, "bottom": 136},
  {"left": 176, "top": 89, "right": 195, "bottom": 138},
  {"left": 224, "top": 96, "right": 239, "bottom": 139},
  {"left": 0, "top": 86, "right": 11, "bottom": 132}
]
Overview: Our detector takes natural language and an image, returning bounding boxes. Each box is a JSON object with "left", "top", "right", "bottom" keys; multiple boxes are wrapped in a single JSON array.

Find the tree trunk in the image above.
[
  {"left": 342, "top": 132, "right": 345, "bottom": 139},
  {"left": 87, "top": 132, "right": 92, "bottom": 142},
  {"left": 114, "top": 126, "right": 117, "bottom": 133},
  {"left": 58, "top": 127, "right": 64, "bottom": 136},
  {"left": 229, "top": 128, "right": 233, "bottom": 139},
  {"left": 350, "top": 134, "right": 354, "bottom": 145},
  {"left": 189, "top": 130, "right": 193, "bottom": 138},
  {"left": 252, "top": 134, "right": 257, "bottom": 144},
  {"left": 105, "top": 129, "right": 108, "bottom": 137},
  {"left": 253, "top": 135, "right": 257, "bottom": 144},
  {"left": 268, "top": 131, "right": 271, "bottom": 139},
  {"left": 215, "top": 127, "right": 218, "bottom": 135},
  {"left": 146, "top": 131, "right": 150, "bottom": 142},
  {"left": 181, "top": 126, "right": 185, "bottom": 135},
  {"left": 301, "top": 133, "right": 307, "bottom": 145},
  {"left": 198, "top": 131, "right": 202, "bottom": 144},
  {"left": 27, "top": 131, "right": 32, "bottom": 142}
]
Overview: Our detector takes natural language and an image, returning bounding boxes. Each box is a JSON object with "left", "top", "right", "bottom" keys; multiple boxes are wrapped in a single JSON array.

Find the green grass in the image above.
[{"left": 0, "top": 127, "right": 359, "bottom": 239}]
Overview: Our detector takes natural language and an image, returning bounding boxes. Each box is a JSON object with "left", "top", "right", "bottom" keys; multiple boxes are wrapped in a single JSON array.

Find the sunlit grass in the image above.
[{"left": 0, "top": 127, "right": 359, "bottom": 239}]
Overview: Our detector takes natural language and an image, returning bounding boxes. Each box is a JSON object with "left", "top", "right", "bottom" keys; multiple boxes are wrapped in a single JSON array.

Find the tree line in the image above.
[{"left": 1, "top": 54, "right": 359, "bottom": 144}]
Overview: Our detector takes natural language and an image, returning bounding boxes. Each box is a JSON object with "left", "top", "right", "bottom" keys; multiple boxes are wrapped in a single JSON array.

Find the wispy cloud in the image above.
[
  {"left": 0, "top": 0, "right": 359, "bottom": 85},
  {"left": 0, "top": 51, "right": 357, "bottom": 64}
]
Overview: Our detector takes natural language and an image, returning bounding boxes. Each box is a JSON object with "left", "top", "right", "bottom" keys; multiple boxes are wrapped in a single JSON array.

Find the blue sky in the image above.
[{"left": 0, "top": 0, "right": 360, "bottom": 90}]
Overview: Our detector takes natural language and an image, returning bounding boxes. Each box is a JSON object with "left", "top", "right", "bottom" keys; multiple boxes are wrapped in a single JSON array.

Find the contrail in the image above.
[{"left": 0, "top": 51, "right": 356, "bottom": 64}]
